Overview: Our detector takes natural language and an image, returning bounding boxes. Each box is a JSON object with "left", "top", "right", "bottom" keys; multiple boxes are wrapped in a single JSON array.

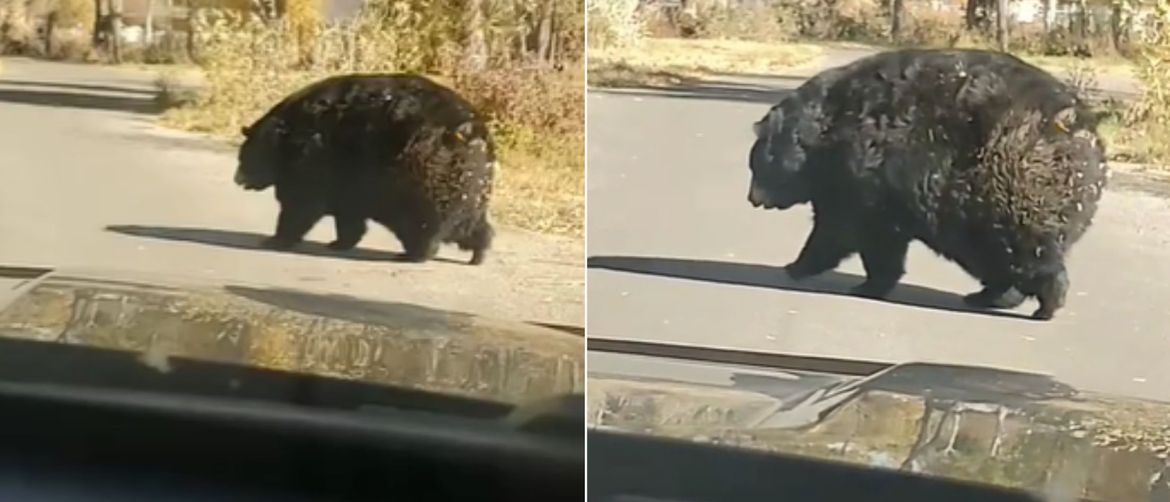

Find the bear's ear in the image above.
[
  {"left": 752, "top": 119, "right": 766, "bottom": 138},
  {"left": 753, "top": 109, "right": 780, "bottom": 139},
  {"left": 757, "top": 105, "right": 786, "bottom": 137},
  {"left": 455, "top": 122, "right": 475, "bottom": 141},
  {"left": 1053, "top": 107, "right": 1078, "bottom": 132},
  {"left": 240, "top": 125, "right": 252, "bottom": 137}
]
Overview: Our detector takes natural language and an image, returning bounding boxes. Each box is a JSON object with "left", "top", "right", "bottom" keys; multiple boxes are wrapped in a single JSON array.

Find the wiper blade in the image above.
[{"left": 587, "top": 337, "right": 893, "bottom": 376}]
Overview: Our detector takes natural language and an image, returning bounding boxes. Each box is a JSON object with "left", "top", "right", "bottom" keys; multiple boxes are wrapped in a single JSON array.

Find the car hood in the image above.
[
  {"left": 588, "top": 344, "right": 1170, "bottom": 502},
  {"left": 0, "top": 266, "right": 584, "bottom": 406}
]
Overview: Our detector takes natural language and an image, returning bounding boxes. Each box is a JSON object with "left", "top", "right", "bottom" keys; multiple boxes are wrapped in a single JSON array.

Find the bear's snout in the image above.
[
  {"left": 234, "top": 168, "right": 268, "bottom": 190},
  {"left": 748, "top": 184, "right": 770, "bottom": 208}
]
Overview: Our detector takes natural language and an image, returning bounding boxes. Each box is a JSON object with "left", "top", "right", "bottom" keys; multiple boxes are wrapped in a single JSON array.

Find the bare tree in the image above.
[
  {"left": 91, "top": 0, "right": 103, "bottom": 46},
  {"left": 1043, "top": 0, "right": 1057, "bottom": 32},
  {"left": 463, "top": 0, "right": 488, "bottom": 71},
  {"left": 996, "top": 0, "right": 1008, "bottom": 51},
  {"left": 890, "top": 0, "right": 904, "bottom": 43},
  {"left": 536, "top": 0, "right": 554, "bottom": 63},
  {"left": 1076, "top": 0, "right": 1088, "bottom": 40},
  {"left": 108, "top": 0, "right": 121, "bottom": 62},
  {"left": 44, "top": 9, "right": 56, "bottom": 55},
  {"left": 144, "top": 0, "right": 154, "bottom": 46},
  {"left": 1111, "top": 0, "right": 1134, "bottom": 53},
  {"left": 250, "top": 0, "right": 278, "bottom": 22},
  {"left": 185, "top": 0, "right": 196, "bottom": 62}
]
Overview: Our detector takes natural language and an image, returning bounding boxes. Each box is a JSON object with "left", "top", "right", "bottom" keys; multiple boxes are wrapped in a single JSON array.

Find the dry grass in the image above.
[
  {"left": 1102, "top": 0, "right": 1170, "bottom": 169},
  {"left": 819, "top": 33, "right": 1138, "bottom": 80},
  {"left": 453, "top": 65, "right": 585, "bottom": 236},
  {"left": 1096, "top": 118, "right": 1164, "bottom": 164},
  {"left": 1050, "top": 53, "right": 1152, "bottom": 166},
  {"left": 892, "top": 16, "right": 1137, "bottom": 80},
  {"left": 490, "top": 133, "right": 584, "bottom": 236},
  {"left": 589, "top": 37, "right": 821, "bottom": 87},
  {"left": 1104, "top": 113, "right": 1170, "bottom": 169},
  {"left": 156, "top": 3, "right": 584, "bottom": 237},
  {"left": 1023, "top": 54, "right": 1135, "bottom": 80},
  {"left": 942, "top": 37, "right": 1136, "bottom": 78},
  {"left": 586, "top": 0, "right": 643, "bottom": 50}
]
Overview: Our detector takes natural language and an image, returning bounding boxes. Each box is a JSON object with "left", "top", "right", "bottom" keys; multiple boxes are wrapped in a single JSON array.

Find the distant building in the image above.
[{"left": 109, "top": 0, "right": 369, "bottom": 44}]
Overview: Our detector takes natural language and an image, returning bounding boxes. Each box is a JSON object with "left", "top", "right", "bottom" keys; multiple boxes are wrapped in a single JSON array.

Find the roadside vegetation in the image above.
[
  {"left": 587, "top": 0, "right": 1170, "bottom": 168},
  {"left": 2, "top": 0, "right": 584, "bottom": 237},
  {"left": 1116, "top": 0, "right": 1170, "bottom": 166},
  {"left": 588, "top": 36, "right": 822, "bottom": 86},
  {"left": 588, "top": 0, "right": 821, "bottom": 85}
]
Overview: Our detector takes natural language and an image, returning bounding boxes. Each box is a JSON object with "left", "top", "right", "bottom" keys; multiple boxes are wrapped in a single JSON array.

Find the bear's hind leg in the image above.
[{"left": 456, "top": 216, "right": 494, "bottom": 266}]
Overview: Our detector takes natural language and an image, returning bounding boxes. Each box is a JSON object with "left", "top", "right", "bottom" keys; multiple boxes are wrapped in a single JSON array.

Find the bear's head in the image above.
[
  {"left": 747, "top": 97, "right": 817, "bottom": 210},
  {"left": 234, "top": 118, "right": 287, "bottom": 191}
]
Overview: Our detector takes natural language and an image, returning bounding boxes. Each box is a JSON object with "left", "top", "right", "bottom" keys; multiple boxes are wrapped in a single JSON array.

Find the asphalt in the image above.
[
  {"left": 586, "top": 49, "right": 1170, "bottom": 403},
  {"left": 0, "top": 57, "right": 584, "bottom": 327}
]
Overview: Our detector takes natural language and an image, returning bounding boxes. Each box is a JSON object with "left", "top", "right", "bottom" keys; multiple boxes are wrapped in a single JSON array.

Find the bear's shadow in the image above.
[
  {"left": 588, "top": 255, "right": 1034, "bottom": 320},
  {"left": 105, "top": 225, "right": 465, "bottom": 265}
]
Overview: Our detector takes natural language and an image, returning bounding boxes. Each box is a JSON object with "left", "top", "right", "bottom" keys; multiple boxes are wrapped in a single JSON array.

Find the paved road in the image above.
[
  {"left": 586, "top": 51, "right": 1170, "bottom": 402},
  {"left": 0, "top": 57, "right": 584, "bottom": 326}
]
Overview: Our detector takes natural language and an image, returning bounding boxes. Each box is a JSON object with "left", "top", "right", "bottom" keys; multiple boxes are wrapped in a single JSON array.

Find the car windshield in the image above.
[
  {"left": 0, "top": 0, "right": 585, "bottom": 410},
  {"left": 586, "top": 0, "right": 1170, "bottom": 499}
]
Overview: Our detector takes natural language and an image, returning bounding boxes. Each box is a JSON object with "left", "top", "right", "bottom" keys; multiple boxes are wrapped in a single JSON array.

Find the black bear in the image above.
[
  {"left": 234, "top": 73, "right": 496, "bottom": 265},
  {"left": 747, "top": 48, "right": 1108, "bottom": 320}
]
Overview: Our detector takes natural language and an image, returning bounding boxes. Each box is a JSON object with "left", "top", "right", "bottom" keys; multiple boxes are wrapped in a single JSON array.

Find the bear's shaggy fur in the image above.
[
  {"left": 234, "top": 73, "right": 496, "bottom": 265},
  {"left": 747, "top": 48, "right": 1108, "bottom": 320}
]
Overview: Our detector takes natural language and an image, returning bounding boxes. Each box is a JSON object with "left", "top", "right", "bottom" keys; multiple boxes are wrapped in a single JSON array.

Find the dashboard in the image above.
[
  {"left": 0, "top": 335, "right": 582, "bottom": 501},
  {"left": 589, "top": 424, "right": 1083, "bottom": 502}
]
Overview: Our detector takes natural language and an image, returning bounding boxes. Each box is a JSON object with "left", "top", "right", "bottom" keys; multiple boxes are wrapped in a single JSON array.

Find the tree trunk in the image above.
[
  {"left": 996, "top": 0, "right": 1008, "bottom": 51},
  {"left": 44, "top": 11, "right": 56, "bottom": 57},
  {"left": 462, "top": 0, "right": 488, "bottom": 72},
  {"left": 890, "top": 0, "right": 904, "bottom": 43},
  {"left": 185, "top": 3, "right": 195, "bottom": 62},
  {"left": 549, "top": 2, "right": 558, "bottom": 64},
  {"left": 108, "top": 0, "right": 122, "bottom": 63},
  {"left": 1043, "top": 0, "right": 1057, "bottom": 32},
  {"left": 91, "top": 0, "right": 104, "bottom": 47},
  {"left": 145, "top": 0, "right": 155, "bottom": 47},
  {"left": 251, "top": 0, "right": 278, "bottom": 23},
  {"left": 160, "top": 0, "right": 175, "bottom": 59},
  {"left": 1111, "top": 1, "right": 1122, "bottom": 51},
  {"left": 537, "top": 0, "right": 553, "bottom": 64},
  {"left": 966, "top": 0, "right": 979, "bottom": 30},
  {"left": 1078, "top": 0, "right": 1088, "bottom": 40}
]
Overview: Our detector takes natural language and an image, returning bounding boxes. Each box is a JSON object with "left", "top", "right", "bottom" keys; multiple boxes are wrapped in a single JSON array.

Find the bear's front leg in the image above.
[
  {"left": 784, "top": 219, "right": 856, "bottom": 280},
  {"left": 263, "top": 199, "right": 326, "bottom": 251}
]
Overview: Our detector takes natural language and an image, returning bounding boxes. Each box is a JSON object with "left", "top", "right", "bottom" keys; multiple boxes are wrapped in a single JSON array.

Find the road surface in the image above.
[
  {"left": 0, "top": 57, "right": 583, "bottom": 327},
  {"left": 587, "top": 49, "right": 1170, "bottom": 402}
]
